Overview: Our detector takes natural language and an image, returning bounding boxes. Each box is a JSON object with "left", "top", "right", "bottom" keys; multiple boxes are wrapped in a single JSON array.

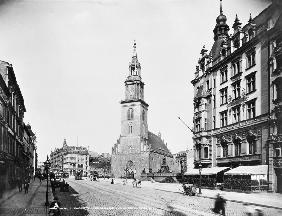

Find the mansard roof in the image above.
[{"left": 148, "top": 131, "right": 172, "bottom": 157}]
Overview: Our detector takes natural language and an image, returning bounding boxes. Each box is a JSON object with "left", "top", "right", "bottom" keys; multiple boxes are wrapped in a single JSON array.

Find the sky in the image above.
[{"left": 0, "top": 0, "right": 271, "bottom": 162}]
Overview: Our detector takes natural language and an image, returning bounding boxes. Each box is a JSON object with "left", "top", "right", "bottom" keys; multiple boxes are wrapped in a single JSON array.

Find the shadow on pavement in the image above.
[
  {"left": 163, "top": 205, "right": 187, "bottom": 216},
  {"left": 53, "top": 186, "right": 89, "bottom": 216}
]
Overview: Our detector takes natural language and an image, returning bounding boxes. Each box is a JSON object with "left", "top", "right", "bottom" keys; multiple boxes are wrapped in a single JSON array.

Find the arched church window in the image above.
[
  {"left": 129, "top": 124, "right": 133, "bottom": 134},
  {"left": 142, "top": 110, "right": 145, "bottom": 121},
  {"left": 127, "top": 108, "right": 134, "bottom": 120}
]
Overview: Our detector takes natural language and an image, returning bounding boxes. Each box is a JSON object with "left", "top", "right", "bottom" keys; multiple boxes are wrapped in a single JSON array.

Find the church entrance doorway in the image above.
[{"left": 125, "top": 160, "right": 135, "bottom": 179}]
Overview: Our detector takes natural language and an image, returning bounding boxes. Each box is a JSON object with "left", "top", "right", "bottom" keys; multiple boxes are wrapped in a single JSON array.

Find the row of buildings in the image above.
[
  {"left": 49, "top": 139, "right": 112, "bottom": 178},
  {"left": 191, "top": 0, "right": 282, "bottom": 192},
  {"left": 0, "top": 60, "right": 37, "bottom": 196}
]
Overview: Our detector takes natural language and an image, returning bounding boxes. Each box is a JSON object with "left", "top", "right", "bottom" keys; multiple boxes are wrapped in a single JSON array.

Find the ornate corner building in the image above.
[
  {"left": 111, "top": 42, "right": 175, "bottom": 179},
  {"left": 191, "top": 0, "right": 282, "bottom": 192},
  {"left": 50, "top": 139, "right": 90, "bottom": 177}
]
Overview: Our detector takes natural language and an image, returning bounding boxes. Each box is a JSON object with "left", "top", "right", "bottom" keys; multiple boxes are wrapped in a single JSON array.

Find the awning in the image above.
[
  {"left": 184, "top": 167, "right": 230, "bottom": 176},
  {"left": 224, "top": 165, "right": 268, "bottom": 175}
]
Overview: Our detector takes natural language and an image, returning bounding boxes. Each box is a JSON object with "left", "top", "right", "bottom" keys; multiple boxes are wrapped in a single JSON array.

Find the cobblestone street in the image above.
[{"left": 57, "top": 179, "right": 282, "bottom": 216}]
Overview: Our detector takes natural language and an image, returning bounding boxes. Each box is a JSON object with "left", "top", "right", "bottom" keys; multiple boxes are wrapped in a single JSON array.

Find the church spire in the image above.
[
  {"left": 132, "top": 40, "right": 137, "bottom": 57},
  {"left": 63, "top": 138, "right": 67, "bottom": 148},
  {"left": 129, "top": 40, "right": 141, "bottom": 77},
  {"left": 220, "top": 0, "right": 223, "bottom": 15}
]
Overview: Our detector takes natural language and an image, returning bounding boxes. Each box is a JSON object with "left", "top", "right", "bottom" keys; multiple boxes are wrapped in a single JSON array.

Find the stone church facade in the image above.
[{"left": 111, "top": 42, "right": 175, "bottom": 179}]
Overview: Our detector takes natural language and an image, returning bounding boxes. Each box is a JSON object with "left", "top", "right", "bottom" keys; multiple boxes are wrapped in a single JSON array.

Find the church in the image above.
[{"left": 111, "top": 42, "right": 175, "bottom": 179}]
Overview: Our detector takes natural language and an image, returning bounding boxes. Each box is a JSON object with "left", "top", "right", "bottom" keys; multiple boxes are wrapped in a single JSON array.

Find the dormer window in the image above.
[
  {"left": 221, "top": 48, "right": 226, "bottom": 57},
  {"left": 248, "top": 29, "right": 255, "bottom": 40}
]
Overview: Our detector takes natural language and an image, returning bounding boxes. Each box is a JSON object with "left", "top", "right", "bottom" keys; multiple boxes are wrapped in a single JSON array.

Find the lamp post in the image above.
[
  {"left": 199, "top": 162, "right": 202, "bottom": 194},
  {"left": 44, "top": 155, "right": 51, "bottom": 206}
]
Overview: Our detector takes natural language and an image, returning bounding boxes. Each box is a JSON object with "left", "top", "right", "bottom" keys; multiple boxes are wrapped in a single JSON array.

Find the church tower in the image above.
[
  {"left": 111, "top": 41, "right": 175, "bottom": 178},
  {"left": 120, "top": 41, "right": 149, "bottom": 144}
]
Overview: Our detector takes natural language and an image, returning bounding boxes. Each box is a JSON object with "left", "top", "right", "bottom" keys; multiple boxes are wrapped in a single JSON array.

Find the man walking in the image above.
[
  {"left": 17, "top": 177, "right": 22, "bottom": 192},
  {"left": 24, "top": 179, "right": 29, "bottom": 194}
]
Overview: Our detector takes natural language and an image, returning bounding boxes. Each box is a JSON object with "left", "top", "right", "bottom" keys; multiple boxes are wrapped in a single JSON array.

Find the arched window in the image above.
[
  {"left": 128, "top": 124, "right": 133, "bottom": 134},
  {"left": 127, "top": 108, "right": 134, "bottom": 120},
  {"left": 142, "top": 110, "right": 145, "bottom": 121}
]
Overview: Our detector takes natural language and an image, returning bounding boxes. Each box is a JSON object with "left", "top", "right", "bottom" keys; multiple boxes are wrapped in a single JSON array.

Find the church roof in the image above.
[{"left": 148, "top": 131, "right": 172, "bottom": 157}]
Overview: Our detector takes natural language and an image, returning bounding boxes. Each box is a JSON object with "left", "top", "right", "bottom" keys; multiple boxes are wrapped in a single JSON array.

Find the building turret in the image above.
[{"left": 213, "top": 0, "right": 230, "bottom": 41}]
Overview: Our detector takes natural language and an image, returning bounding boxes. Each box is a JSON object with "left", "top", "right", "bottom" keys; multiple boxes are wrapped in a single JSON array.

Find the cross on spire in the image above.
[{"left": 133, "top": 40, "right": 137, "bottom": 57}]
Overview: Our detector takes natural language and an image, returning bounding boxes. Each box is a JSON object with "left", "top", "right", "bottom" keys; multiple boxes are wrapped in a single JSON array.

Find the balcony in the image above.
[{"left": 217, "top": 154, "right": 261, "bottom": 164}]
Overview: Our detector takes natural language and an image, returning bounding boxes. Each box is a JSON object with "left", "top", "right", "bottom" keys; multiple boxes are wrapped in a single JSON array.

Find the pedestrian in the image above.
[
  {"left": 49, "top": 196, "right": 61, "bottom": 216},
  {"left": 24, "top": 180, "right": 29, "bottom": 194},
  {"left": 212, "top": 193, "right": 226, "bottom": 216},
  {"left": 17, "top": 177, "right": 22, "bottom": 192}
]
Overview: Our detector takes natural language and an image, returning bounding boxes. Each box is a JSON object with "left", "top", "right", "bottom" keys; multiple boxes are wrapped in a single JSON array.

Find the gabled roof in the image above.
[{"left": 148, "top": 131, "right": 172, "bottom": 156}]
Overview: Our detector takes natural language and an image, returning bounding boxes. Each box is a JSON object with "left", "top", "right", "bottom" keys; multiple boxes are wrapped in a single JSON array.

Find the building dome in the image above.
[{"left": 216, "top": 14, "right": 227, "bottom": 24}]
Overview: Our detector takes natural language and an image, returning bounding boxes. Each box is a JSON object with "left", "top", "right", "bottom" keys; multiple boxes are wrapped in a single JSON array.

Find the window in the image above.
[
  {"left": 231, "top": 60, "right": 242, "bottom": 77},
  {"left": 220, "top": 110, "right": 228, "bottom": 127},
  {"left": 270, "top": 58, "right": 276, "bottom": 73},
  {"left": 248, "top": 139, "right": 256, "bottom": 155},
  {"left": 246, "top": 73, "right": 256, "bottom": 93},
  {"left": 204, "top": 118, "right": 207, "bottom": 130},
  {"left": 220, "top": 67, "right": 228, "bottom": 83},
  {"left": 204, "top": 147, "right": 209, "bottom": 159},
  {"left": 234, "top": 140, "right": 241, "bottom": 156},
  {"left": 195, "top": 118, "right": 201, "bottom": 132},
  {"left": 220, "top": 88, "right": 228, "bottom": 105},
  {"left": 142, "top": 110, "right": 145, "bottom": 121},
  {"left": 127, "top": 108, "right": 134, "bottom": 120},
  {"left": 275, "top": 148, "right": 281, "bottom": 157},
  {"left": 222, "top": 144, "right": 228, "bottom": 158},
  {"left": 269, "top": 41, "right": 276, "bottom": 56},
  {"left": 232, "top": 106, "right": 240, "bottom": 123},
  {"left": 232, "top": 81, "right": 241, "bottom": 100},
  {"left": 206, "top": 80, "right": 210, "bottom": 90},
  {"left": 213, "top": 116, "right": 216, "bottom": 129},
  {"left": 248, "top": 29, "right": 255, "bottom": 40},
  {"left": 214, "top": 79, "right": 216, "bottom": 88},
  {"left": 246, "top": 50, "right": 256, "bottom": 69},
  {"left": 273, "top": 84, "right": 278, "bottom": 101},
  {"left": 247, "top": 100, "right": 256, "bottom": 119},
  {"left": 213, "top": 95, "right": 216, "bottom": 108},
  {"left": 129, "top": 124, "right": 133, "bottom": 134}
]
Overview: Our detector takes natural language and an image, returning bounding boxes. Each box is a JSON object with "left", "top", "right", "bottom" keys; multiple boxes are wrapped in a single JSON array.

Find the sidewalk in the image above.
[
  {"left": 0, "top": 178, "right": 54, "bottom": 216},
  {"left": 112, "top": 178, "right": 282, "bottom": 210}
]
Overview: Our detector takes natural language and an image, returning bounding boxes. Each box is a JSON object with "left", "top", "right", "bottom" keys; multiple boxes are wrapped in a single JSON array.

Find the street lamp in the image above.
[
  {"left": 199, "top": 162, "right": 202, "bottom": 194},
  {"left": 44, "top": 155, "right": 51, "bottom": 206}
]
